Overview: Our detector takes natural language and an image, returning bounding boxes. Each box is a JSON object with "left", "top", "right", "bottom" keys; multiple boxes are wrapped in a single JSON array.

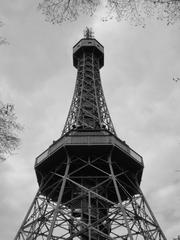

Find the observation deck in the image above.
[
  {"left": 35, "top": 130, "right": 143, "bottom": 167},
  {"left": 35, "top": 130, "right": 143, "bottom": 192},
  {"left": 35, "top": 130, "right": 144, "bottom": 202},
  {"left": 73, "top": 38, "right": 104, "bottom": 68}
]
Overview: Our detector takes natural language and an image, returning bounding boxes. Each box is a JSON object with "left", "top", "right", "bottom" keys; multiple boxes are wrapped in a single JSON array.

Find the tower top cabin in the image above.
[{"left": 73, "top": 28, "right": 104, "bottom": 69}]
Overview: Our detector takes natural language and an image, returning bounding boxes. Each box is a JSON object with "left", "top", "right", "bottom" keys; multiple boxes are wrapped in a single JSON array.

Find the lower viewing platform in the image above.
[{"left": 35, "top": 130, "right": 143, "bottom": 167}]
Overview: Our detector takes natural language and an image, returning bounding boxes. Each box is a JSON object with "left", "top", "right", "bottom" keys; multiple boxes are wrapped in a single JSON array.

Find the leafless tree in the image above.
[
  {"left": 38, "top": 0, "right": 180, "bottom": 25},
  {"left": 0, "top": 103, "right": 22, "bottom": 161},
  {"left": 38, "top": 0, "right": 100, "bottom": 24}
]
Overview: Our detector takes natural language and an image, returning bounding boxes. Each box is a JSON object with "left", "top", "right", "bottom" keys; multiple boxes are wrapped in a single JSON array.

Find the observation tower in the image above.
[{"left": 14, "top": 28, "right": 167, "bottom": 240}]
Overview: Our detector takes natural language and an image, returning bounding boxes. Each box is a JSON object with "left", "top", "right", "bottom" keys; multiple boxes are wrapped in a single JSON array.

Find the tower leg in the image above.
[
  {"left": 107, "top": 153, "right": 167, "bottom": 240},
  {"left": 14, "top": 152, "right": 167, "bottom": 240}
]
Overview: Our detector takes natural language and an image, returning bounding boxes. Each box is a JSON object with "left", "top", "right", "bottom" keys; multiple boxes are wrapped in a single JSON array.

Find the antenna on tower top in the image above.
[{"left": 84, "top": 27, "right": 94, "bottom": 39}]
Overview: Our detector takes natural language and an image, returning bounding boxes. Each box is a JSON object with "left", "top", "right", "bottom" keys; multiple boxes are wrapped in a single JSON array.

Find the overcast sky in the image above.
[{"left": 0, "top": 1, "right": 180, "bottom": 239}]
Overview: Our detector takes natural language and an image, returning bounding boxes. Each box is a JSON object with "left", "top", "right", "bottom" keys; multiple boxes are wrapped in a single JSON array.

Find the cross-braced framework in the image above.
[
  {"left": 14, "top": 151, "right": 166, "bottom": 240},
  {"left": 62, "top": 51, "right": 116, "bottom": 136},
  {"left": 14, "top": 31, "right": 167, "bottom": 240}
]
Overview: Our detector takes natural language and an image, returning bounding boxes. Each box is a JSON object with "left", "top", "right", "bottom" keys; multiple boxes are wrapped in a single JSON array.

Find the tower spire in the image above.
[{"left": 84, "top": 27, "right": 94, "bottom": 39}]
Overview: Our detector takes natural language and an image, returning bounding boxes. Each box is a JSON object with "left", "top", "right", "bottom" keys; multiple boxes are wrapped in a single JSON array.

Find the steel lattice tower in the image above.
[{"left": 14, "top": 29, "right": 167, "bottom": 240}]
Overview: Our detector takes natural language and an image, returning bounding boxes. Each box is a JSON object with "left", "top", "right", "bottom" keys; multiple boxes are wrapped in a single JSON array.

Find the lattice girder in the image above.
[
  {"left": 14, "top": 32, "right": 167, "bottom": 240},
  {"left": 15, "top": 151, "right": 166, "bottom": 240},
  {"left": 62, "top": 50, "right": 116, "bottom": 136}
]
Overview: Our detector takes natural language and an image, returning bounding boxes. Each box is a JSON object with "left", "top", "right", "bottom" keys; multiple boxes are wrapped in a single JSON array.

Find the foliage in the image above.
[
  {"left": 38, "top": 0, "right": 100, "bottom": 24},
  {"left": 106, "top": 0, "right": 180, "bottom": 25},
  {"left": 0, "top": 103, "right": 22, "bottom": 161},
  {"left": 38, "top": 0, "right": 180, "bottom": 25}
]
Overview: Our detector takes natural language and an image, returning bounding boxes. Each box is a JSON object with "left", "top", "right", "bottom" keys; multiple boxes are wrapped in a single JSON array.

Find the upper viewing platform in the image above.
[{"left": 73, "top": 28, "right": 104, "bottom": 69}]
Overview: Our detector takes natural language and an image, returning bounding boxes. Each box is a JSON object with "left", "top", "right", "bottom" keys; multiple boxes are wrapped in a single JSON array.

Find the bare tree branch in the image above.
[
  {"left": 38, "top": 0, "right": 100, "bottom": 24},
  {"left": 0, "top": 102, "right": 22, "bottom": 161},
  {"left": 38, "top": 0, "right": 180, "bottom": 25}
]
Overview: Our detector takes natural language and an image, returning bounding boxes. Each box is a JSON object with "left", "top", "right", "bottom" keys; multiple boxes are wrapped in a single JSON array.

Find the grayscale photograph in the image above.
[{"left": 0, "top": 1, "right": 180, "bottom": 239}]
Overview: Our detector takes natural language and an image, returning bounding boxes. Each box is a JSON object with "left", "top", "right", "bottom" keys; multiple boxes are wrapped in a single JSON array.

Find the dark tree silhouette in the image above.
[
  {"left": 38, "top": 0, "right": 180, "bottom": 25},
  {"left": 0, "top": 103, "right": 22, "bottom": 161}
]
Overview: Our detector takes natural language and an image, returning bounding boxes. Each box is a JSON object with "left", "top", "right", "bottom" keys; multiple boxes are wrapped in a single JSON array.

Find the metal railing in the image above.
[{"left": 36, "top": 134, "right": 143, "bottom": 166}]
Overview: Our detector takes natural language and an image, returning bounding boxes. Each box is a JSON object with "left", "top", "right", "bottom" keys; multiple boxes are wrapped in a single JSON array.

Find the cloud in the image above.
[
  {"left": 149, "top": 183, "right": 180, "bottom": 236},
  {"left": 0, "top": 1, "right": 180, "bottom": 239}
]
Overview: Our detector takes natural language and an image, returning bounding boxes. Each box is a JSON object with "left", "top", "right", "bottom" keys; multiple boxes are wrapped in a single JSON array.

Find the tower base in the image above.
[{"left": 14, "top": 151, "right": 166, "bottom": 240}]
